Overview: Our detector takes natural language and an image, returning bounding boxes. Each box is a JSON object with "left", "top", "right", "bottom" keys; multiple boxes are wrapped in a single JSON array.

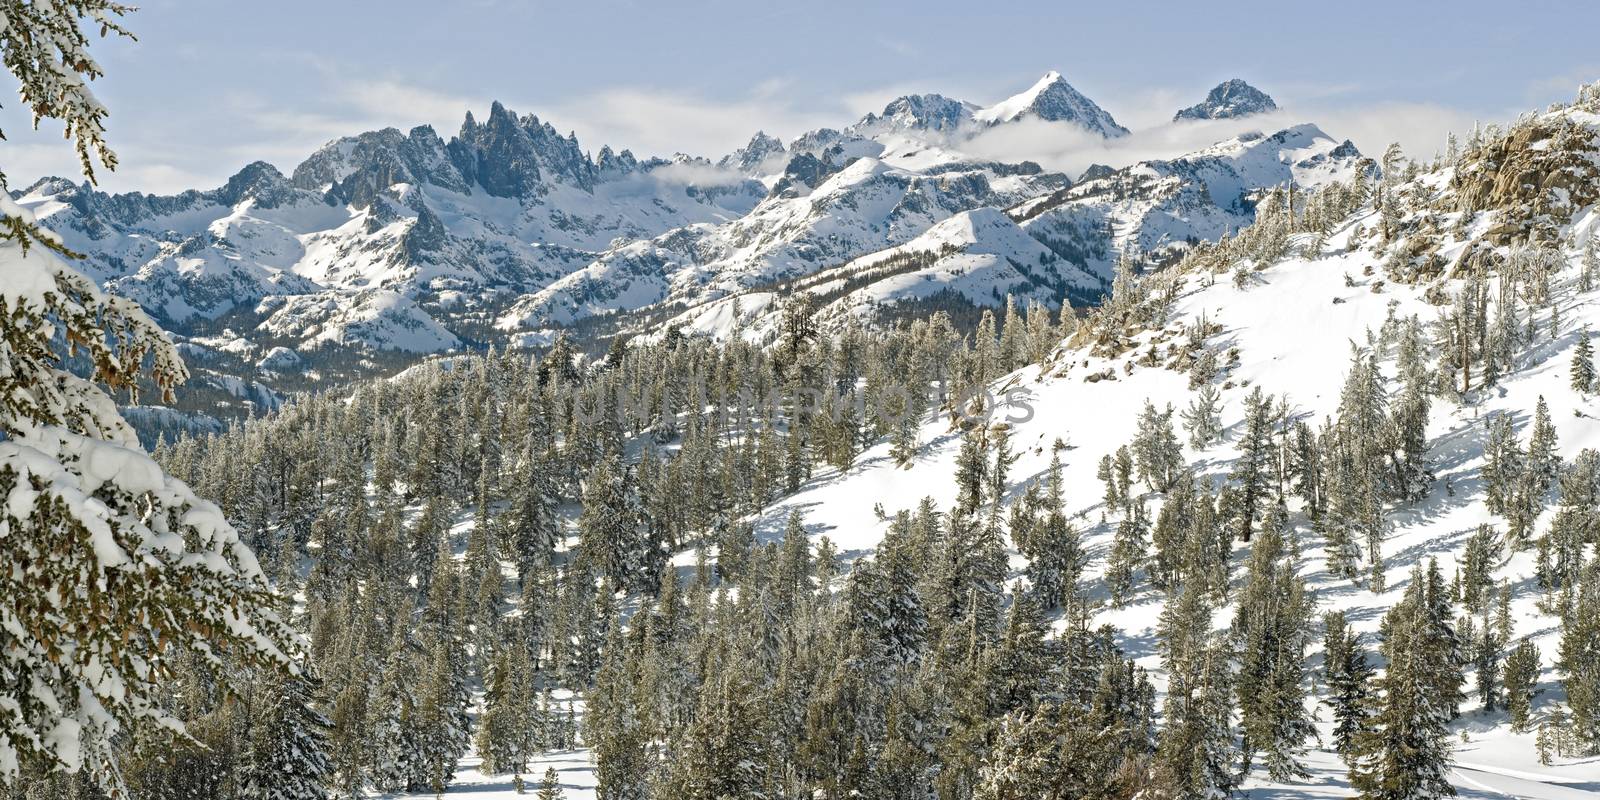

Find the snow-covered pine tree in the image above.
[
  {"left": 1022, "top": 450, "right": 1086, "bottom": 612},
  {"left": 1526, "top": 396, "right": 1561, "bottom": 497},
  {"left": 1, "top": 3, "right": 293, "bottom": 790},
  {"left": 239, "top": 666, "right": 334, "bottom": 800},
  {"left": 1106, "top": 500, "right": 1150, "bottom": 606},
  {"left": 1233, "top": 528, "right": 1315, "bottom": 780},
  {"left": 1583, "top": 239, "right": 1600, "bottom": 293},
  {"left": 1181, "top": 384, "right": 1224, "bottom": 450},
  {"left": 414, "top": 602, "right": 473, "bottom": 791},
  {"left": 1559, "top": 565, "right": 1600, "bottom": 753},
  {"left": 1323, "top": 610, "right": 1375, "bottom": 761},
  {"left": 1133, "top": 400, "right": 1183, "bottom": 492},
  {"left": 1228, "top": 387, "right": 1279, "bottom": 542},
  {"left": 537, "top": 766, "right": 566, "bottom": 800},
  {"left": 579, "top": 453, "right": 656, "bottom": 593},
  {"left": 366, "top": 628, "right": 427, "bottom": 793},
  {"left": 1151, "top": 635, "right": 1238, "bottom": 800},
  {"left": 1504, "top": 639, "right": 1540, "bottom": 734},
  {"left": 1387, "top": 360, "right": 1433, "bottom": 503},
  {"left": 1573, "top": 329, "right": 1595, "bottom": 394},
  {"left": 1351, "top": 567, "right": 1457, "bottom": 800}
]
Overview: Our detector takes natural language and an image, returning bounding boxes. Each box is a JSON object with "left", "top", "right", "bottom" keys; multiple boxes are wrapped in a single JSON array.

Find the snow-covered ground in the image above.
[
  {"left": 378, "top": 220, "right": 1600, "bottom": 800},
  {"left": 725, "top": 205, "right": 1597, "bottom": 796}
]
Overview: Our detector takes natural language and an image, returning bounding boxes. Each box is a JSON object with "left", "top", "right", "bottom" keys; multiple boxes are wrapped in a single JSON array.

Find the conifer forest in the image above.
[{"left": 4, "top": 2, "right": 1600, "bottom": 798}]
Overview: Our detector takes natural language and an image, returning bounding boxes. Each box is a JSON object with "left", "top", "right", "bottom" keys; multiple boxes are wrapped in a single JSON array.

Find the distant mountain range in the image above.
[{"left": 10, "top": 73, "right": 1344, "bottom": 433}]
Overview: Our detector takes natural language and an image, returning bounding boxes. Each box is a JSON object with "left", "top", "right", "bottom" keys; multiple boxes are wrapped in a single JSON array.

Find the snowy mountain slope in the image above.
[
  {"left": 11, "top": 70, "right": 1366, "bottom": 442},
  {"left": 497, "top": 157, "right": 1074, "bottom": 329},
  {"left": 388, "top": 86, "right": 1600, "bottom": 800},
  {"left": 846, "top": 93, "right": 981, "bottom": 139},
  {"left": 1019, "top": 123, "right": 1369, "bottom": 277},
  {"left": 658, "top": 207, "right": 1105, "bottom": 342},
  {"left": 632, "top": 124, "right": 1370, "bottom": 347}
]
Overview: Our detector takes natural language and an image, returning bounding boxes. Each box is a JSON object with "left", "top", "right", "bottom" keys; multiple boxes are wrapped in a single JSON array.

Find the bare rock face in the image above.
[{"left": 1453, "top": 102, "right": 1600, "bottom": 243}]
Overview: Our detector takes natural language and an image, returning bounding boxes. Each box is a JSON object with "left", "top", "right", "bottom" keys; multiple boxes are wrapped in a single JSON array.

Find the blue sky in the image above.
[{"left": 4, "top": 0, "right": 1598, "bottom": 193}]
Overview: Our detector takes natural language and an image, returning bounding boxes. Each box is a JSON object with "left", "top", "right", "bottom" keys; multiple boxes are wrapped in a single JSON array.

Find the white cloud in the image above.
[
  {"left": 960, "top": 114, "right": 1296, "bottom": 179},
  {"left": 1296, "top": 101, "right": 1485, "bottom": 163},
  {"left": 958, "top": 98, "right": 1514, "bottom": 182},
  {"left": 542, "top": 86, "right": 840, "bottom": 159}
]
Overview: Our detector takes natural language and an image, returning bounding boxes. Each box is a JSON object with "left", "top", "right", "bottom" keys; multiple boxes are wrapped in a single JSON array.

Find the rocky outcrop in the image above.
[{"left": 1454, "top": 105, "right": 1600, "bottom": 243}]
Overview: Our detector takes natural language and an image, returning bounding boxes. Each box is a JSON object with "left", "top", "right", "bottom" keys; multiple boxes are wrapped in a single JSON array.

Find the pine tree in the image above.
[
  {"left": 367, "top": 630, "right": 428, "bottom": 793},
  {"left": 0, "top": 4, "right": 294, "bottom": 790},
  {"left": 1559, "top": 567, "right": 1600, "bottom": 753},
  {"left": 1504, "top": 639, "right": 1540, "bottom": 734},
  {"left": 239, "top": 666, "right": 334, "bottom": 800},
  {"left": 1351, "top": 582, "right": 1457, "bottom": 800},
  {"left": 1106, "top": 501, "right": 1150, "bottom": 607},
  {"left": 1583, "top": 239, "right": 1600, "bottom": 293},
  {"left": 1182, "top": 384, "right": 1224, "bottom": 450},
  {"left": 1472, "top": 600, "right": 1502, "bottom": 712},
  {"left": 1572, "top": 329, "right": 1594, "bottom": 393},
  {"left": 1151, "top": 636, "right": 1238, "bottom": 800},
  {"left": 414, "top": 609, "right": 473, "bottom": 792},
  {"left": 1022, "top": 450, "right": 1086, "bottom": 612},
  {"left": 477, "top": 639, "right": 538, "bottom": 775},
  {"left": 1526, "top": 396, "right": 1560, "bottom": 498},
  {"left": 1349, "top": 559, "right": 1463, "bottom": 797},
  {"left": 1328, "top": 349, "right": 1389, "bottom": 590},
  {"left": 1229, "top": 388, "right": 1279, "bottom": 542},
  {"left": 1233, "top": 529, "right": 1315, "bottom": 780},
  {"left": 537, "top": 766, "right": 566, "bottom": 800},
  {"left": 1133, "top": 401, "right": 1184, "bottom": 493},
  {"left": 1323, "top": 611, "right": 1375, "bottom": 761},
  {"left": 579, "top": 454, "right": 656, "bottom": 593}
]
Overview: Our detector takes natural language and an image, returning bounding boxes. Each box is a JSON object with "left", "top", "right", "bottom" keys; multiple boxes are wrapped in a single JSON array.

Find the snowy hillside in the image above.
[
  {"left": 658, "top": 207, "right": 1102, "bottom": 344},
  {"left": 724, "top": 90, "right": 1600, "bottom": 798},
  {"left": 1019, "top": 123, "right": 1369, "bottom": 275}
]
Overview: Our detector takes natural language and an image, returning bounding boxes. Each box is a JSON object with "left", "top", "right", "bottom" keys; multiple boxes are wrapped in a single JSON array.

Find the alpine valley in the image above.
[{"left": 8, "top": 7, "right": 1600, "bottom": 799}]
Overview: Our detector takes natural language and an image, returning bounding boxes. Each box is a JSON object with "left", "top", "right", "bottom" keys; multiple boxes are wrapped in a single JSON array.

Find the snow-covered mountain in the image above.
[
  {"left": 637, "top": 123, "right": 1370, "bottom": 344},
  {"left": 845, "top": 93, "right": 981, "bottom": 139},
  {"left": 496, "top": 156, "right": 1076, "bottom": 334},
  {"left": 973, "top": 70, "right": 1130, "bottom": 137},
  {"left": 10, "top": 70, "right": 1363, "bottom": 433},
  {"left": 1019, "top": 123, "right": 1368, "bottom": 272},
  {"left": 15, "top": 100, "right": 765, "bottom": 348},
  {"left": 657, "top": 206, "right": 1105, "bottom": 343},
  {"left": 1174, "top": 79, "right": 1278, "bottom": 121}
]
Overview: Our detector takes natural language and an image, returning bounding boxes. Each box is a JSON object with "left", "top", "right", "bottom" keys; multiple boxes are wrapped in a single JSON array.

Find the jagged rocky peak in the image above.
[
  {"left": 215, "top": 160, "right": 294, "bottom": 208},
  {"left": 596, "top": 145, "right": 640, "bottom": 178},
  {"left": 719, "top": 131, "right": 787, "bottom": 174},
  {"left": 297, "top": 99, "right": 601, "bottom": 203},
  {"left": 1077, "top": 163, "right": 1116, "bottom": 182},
  {"left": 292, "top": 124, "right": 467, "bottom": 206},
  {"left": 1174, "top": 79, "right": 1278, "bottom": 121},
  {"left": 849, "top": 93, "right": 977, "bottom": 136},
  {"left": 789, "top": 127, "right": 845, "bottom": 156},
  {"left": 975, "top": 70, "right": 1130, "bottom": 137}
]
